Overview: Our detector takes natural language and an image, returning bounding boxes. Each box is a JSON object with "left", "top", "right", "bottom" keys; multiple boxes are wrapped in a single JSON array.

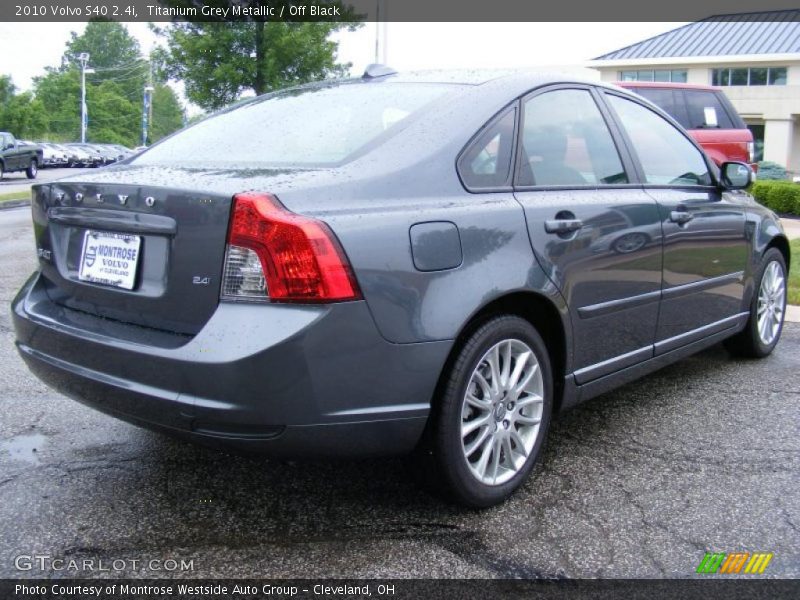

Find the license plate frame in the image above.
[{"left": 78, "top": 230, "right": 141, "bottom": 290}]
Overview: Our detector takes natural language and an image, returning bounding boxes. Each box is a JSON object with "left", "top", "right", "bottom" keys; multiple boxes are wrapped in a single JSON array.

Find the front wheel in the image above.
[
  {"left": 419, "top": 315, "right": 553, "bottom": 507},
  {"left": 725, "top": 248, "right": 787, "bottom": 358},
  {"left": 26, "top": 159, "right": 38, "bottom": 179}
]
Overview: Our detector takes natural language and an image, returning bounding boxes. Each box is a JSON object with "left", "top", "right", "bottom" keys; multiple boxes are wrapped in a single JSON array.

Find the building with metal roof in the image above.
[{"left": 591, "top": 11, "right": 800, "bottom": 173}]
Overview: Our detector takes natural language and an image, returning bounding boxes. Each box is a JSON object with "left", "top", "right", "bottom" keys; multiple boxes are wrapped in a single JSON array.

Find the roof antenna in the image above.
[{"left": 363, "top": 64, "right": 397, "bottom": 79}]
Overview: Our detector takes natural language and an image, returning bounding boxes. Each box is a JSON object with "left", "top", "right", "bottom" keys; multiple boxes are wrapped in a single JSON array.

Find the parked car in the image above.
[
  {"left": 12, "top": 70, "right": 790, "bottom": 507},
  {"left": 85, "top": 144, "right": 120, "bottom": 165},
  {"left": 37, "top": 142, "right": 69, "bottom": 167},
  {"left": 47, "top": 143, "right": 78, "bottom": 167},
  {"left": 108, "top": 144, "right": 135, "bottom": 161},
  {"left": 0, "top": 132, "right": 42, "bottom": 179},
  {"left": 65, "top": 143, "right": 103, "bottom": 167},
  {"left": 617, "top": 82, "right": 755, "bottom": 169},
  {"left": 94, "top": 144, "right": 127, "bottom": 163}
]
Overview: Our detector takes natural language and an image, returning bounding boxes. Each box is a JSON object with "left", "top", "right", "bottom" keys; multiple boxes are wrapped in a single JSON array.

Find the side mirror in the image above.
[{"left": 720, "top": 161, "right": 753, "bottom": 190}]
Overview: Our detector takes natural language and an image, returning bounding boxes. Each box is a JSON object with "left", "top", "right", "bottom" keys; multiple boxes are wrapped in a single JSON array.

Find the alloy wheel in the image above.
[
  {"left": 460, "top": 338, "right": 544, "bottom": 485},
  {"left": 757, "top": 260, "right": 785, "bottom": 346}
]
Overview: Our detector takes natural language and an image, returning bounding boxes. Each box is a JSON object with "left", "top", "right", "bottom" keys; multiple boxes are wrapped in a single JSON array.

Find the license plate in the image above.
[{"left": 78, "top": 230, "right": 141, "bottom": 290}]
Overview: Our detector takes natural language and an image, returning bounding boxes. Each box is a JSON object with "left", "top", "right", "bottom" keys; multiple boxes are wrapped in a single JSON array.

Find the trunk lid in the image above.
[{"left": 32, "top": 178, "right": 233, "bottom": 335}]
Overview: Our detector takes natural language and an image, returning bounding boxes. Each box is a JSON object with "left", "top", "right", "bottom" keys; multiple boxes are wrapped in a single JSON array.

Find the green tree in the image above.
[
  {"left": 63, "top": 20, "right": 143, "bottom": 72},
  {"left": 0, "top": 76, "right": 48, "bottom": 139},
  {"left": 0, "top": 75, "right": 15, "bottom": 107},
  {"left": 150, "top": 84, "right": 185, "bottom": 142},
  {"left": 33, "top": 69, "right": 82, "bottom": 141},
  {"left": 154, "top": 7, "right": 360, "bottom": 110},
  {"left": 0, "top": 92, "right": 48, "bottom": 139},
  {"left": 30, "top": 22, "right": 185, "bottom": 146}
]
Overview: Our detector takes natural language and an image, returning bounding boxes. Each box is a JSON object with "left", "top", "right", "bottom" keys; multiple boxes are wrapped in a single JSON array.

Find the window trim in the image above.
[
  {"left": 598, "top": 89, "right": 721, "bottom": 190},
  {"left": 455, "top": 102, "right": 520, "bottom": 193},
  {"left": 512, "top": 83, "right": 640, "bottom": 192}
]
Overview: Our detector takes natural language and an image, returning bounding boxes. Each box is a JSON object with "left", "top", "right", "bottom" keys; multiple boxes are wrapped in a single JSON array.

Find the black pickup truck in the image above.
[{"left": 0, "top": 132, "right": 42, "bottom": 180}]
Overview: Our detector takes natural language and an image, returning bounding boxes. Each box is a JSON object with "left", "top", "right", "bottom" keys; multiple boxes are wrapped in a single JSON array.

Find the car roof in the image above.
[{"left": 381, "top": 67, "right": 602, "bottom": 88}]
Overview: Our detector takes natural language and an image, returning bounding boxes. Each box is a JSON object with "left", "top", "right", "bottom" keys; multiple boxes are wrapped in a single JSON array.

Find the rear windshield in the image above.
[
  {"left": 627, "top": 86, "right": 743, "bottom": 131},
  {"left": 133, "top": 82, "right": 458, "bottom": 168}
]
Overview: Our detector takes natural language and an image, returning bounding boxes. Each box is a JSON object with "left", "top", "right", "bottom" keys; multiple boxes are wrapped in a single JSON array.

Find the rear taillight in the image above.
[
  {"left": 747, "top": 142, "right": 755, "bottom": 163},
  {"left": 221, "top": 192, "right": 361, "bottom": 303}
]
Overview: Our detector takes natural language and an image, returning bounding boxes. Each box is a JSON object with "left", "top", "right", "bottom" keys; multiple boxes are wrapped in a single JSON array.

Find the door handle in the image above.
[
  {"left": 545, "top": 219, "right": 583, "bottom": 234},
  {"left": 670, "top": 210, "right": 693, "bottom": 225}
]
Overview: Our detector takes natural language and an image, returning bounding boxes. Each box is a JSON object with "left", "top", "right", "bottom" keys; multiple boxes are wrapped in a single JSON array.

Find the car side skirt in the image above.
[{"left": 561, "top": 312, "right": 749, "bottom": 410}]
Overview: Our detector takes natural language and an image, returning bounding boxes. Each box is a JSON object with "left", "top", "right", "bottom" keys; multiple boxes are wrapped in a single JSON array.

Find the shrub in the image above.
[
  {"left": 749, "top": 180, "right": 800, "bottom": 216},
  {"left": 756, "top": 161, "right": 788, "bottom": 180}
]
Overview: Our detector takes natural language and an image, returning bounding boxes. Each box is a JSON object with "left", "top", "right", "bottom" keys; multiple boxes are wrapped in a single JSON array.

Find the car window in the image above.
[
  {"left": 134, "top": 83, "right": 460, "bottom": 167},
  {"left": 684, "top": 90, "right": 734, "bottom": 129},
  {"left": 607, "top": 94, "right": 712, "bottom": 186},
  {"left": 627, "top": 87, "right": 690, "bottom": 129},
  {"left": 458, "top": 108, "right": 516, "bottom": 189},
  {"left": 517, "top": 89, "right": 627, "bottom": 187}
]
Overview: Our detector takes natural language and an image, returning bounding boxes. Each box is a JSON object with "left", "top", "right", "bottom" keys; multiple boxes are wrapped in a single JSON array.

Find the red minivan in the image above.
[{"left": 617, "top": 82, "right": 755, "bottom": 169}]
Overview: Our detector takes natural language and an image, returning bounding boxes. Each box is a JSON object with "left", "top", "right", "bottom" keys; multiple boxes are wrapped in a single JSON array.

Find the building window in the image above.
[
  {"left": 711, "top": 67, "right": 787, "bottom": 86},
  {"left": 619, "top": 69, "right": 687, "bottom": 83}
]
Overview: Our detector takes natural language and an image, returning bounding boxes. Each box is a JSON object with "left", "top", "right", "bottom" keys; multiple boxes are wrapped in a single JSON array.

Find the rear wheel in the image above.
[
  {"left": 26, "top": 159, "right": 38, "bottom": 179},
  {"left": 0, "top": 161, "right": 4, "bottom": 180},
  {"left": 419, "top": 315, "right": 553, "bottom": 507},
  {"left": 725, "top": 248, "right": 787, "bottom": 358}
]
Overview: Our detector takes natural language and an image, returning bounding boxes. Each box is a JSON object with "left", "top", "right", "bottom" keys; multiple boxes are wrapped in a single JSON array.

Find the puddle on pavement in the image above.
[{"left": 2, "top": 434, "right": 47, "bottom": 464}]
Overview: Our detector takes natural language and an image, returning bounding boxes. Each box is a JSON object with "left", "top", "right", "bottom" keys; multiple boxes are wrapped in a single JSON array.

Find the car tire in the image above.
[
  {"left": 0, "top": 161, "right": 4, "bottom": 180},
  {"left": 26, "top": 159, "right": 38, "bottom": 179},
  {"left": 725, "top": 248, "right": 787, "bottom": 358},
  {"left": 417, "top": 315, "right": 553, "bottom": 508}
]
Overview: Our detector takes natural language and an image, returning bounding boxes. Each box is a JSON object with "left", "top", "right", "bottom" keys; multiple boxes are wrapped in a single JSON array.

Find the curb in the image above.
[{"left": 0, "top": 199, "right": 30, "bottom": 210}]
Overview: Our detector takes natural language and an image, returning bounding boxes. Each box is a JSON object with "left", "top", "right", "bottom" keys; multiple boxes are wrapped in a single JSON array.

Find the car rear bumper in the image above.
[{"left": 12, "top": 272, "right": 451, "bottom": 457}]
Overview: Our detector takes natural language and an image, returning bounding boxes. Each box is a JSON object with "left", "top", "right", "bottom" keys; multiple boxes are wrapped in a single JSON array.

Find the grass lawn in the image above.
[
  {"left": 0, "top": 190, "right": 30, "bottom": 204},
  {"left": 789, "top": 238, "right": 799, "bottom": 306}
]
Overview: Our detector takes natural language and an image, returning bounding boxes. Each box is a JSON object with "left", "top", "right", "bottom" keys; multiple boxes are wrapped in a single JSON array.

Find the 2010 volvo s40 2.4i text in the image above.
[{"left": 12, "top": 69, "right": 790, "bottom": 507}]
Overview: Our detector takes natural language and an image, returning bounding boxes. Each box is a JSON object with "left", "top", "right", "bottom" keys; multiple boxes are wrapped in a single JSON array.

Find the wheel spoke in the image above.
[
  {"left": 464, "top": 426, "right": 493, "bottom": 457},
  {"left": 462, "top": 414, "right": 491, "bottom": 437},
  {"left": 515, "top": 415, "right": 541, "bottom": 426},
  {"left": 475, "top": 435, "right": 494, "bottom": 478},
  {"left": 473, "top": 371, "right": 493, "bottom": 399},
  {"left": 488, "top": 346, "right": 501, "bottom": 393},
  {"left": 510, "top": 430, "right": 528, "bottom": 458},
  {"left": 515, "top": 393, "right": 543, "bottom": 408},
  {"left": 504, "top": 342, "right": 514, "bottom": 385},
  {"left": 759, "top": 310, "right": 770, "bottom": 341},
  {"left": 502, "top": 436, "right": 515, "bottom": 467},
  {"left": 489, "top": 437, "right": 502, "bottom": 484},
  {"left": 515, "top": 363, "right": 539, "bottom": 394},
  {"left": 465, "top": 393, "right": 490, "bottom": 410},
  {"left": 507, "top": 351, "right": 531, "bottom": 390}
]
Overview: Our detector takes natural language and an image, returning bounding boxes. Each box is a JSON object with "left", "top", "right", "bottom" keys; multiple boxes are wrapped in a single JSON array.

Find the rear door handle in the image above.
[
  {"left": 544, "top": 219, "right": 583, "bottom": 234},
  {"left": 670, "top": 210, "right": 693, "bottom": 225}
]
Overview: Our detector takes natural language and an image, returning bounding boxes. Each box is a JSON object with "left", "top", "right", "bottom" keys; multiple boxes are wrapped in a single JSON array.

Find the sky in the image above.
[{"left": 0, "top": 22, "right": 685, "bottom": 114}]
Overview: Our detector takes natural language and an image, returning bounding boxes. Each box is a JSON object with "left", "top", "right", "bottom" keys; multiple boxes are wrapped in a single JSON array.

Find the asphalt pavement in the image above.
[{"left": 0, "top": 205, "right": 798, "bottom": 579}]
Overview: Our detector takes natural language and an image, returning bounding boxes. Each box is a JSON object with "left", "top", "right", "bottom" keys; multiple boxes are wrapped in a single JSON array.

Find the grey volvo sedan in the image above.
[{"left": 12, "top": 69, "right": 789, "bottom": 507}]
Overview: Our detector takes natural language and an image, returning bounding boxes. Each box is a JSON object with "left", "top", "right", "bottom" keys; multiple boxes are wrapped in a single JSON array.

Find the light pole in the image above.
[
  {"left": 78, "top": 53, "right": 94, "bottom": 143},
  {"left": 142, "top": 85, "right": 154, "bottom": 146},
  {"left": 374, "top": 1, "right": 388, "bottom": 65}
]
